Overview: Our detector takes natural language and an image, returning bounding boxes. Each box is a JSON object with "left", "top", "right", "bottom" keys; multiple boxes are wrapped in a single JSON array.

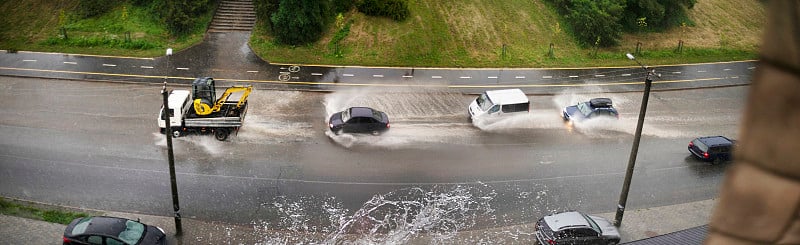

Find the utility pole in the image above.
[
  {"left": 161, "top": 48, "right": 182, "bottom": 235},
  {"left": 614, "top": 53, "right": 659, "bottom": 227}
]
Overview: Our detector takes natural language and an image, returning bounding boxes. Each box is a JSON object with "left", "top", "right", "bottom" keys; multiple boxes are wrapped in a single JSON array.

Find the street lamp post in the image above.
[
  {"left": 161, "top": 48, "right": 182, "bottom": 235},
  {"left": 614, "top": 53, "right": 659, "bottom": 227}
]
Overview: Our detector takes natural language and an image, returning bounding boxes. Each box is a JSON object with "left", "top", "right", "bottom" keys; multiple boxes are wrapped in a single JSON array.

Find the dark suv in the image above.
[{"left": 688, "top": 136, "right": 735, "bottom": 164}]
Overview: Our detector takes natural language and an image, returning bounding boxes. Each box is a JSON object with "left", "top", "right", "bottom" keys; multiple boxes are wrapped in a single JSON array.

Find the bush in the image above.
[
  {"left": 357, "top": 0, "right": 409, "bottom": 21},
  {"left": 549, "top": 0, "right": 624, "bottom": 47},
  {"left": 270, "top": 0, "right": 332, "bottom": 45},
  {"left": 77, "top": 0, "right": 118, "bottom": 18}
]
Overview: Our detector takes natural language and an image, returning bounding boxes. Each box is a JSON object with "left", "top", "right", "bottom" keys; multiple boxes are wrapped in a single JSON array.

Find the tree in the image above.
[
  {"left": 270, "top": 0, "right": 332, "bottom": 45},
  {"left": 560, "top": 0, "right": 625, "bottom": 47},
  {"left": 622, "top": 0, "right": 696, "bottom": 31},
  {"left": 165, "top": 0, "right": 212, "bottom": 35}
]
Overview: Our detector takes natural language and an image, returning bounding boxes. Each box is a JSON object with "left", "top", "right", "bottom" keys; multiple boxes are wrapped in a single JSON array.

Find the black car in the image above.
[
  {"left": 688, "top": 136, "right": 735, "bottom": 164},
  {"left": 328, "top": 107, "right": 390, "bottom": 135},
  {"left": 562, "top": 98, "right": 619, "bottom": 122},
  {"left": 535, "top": 211, "right": 620, "bottom": 245},
  {"left": 63, "top": 216, "right": 167, "bottom": 245}
]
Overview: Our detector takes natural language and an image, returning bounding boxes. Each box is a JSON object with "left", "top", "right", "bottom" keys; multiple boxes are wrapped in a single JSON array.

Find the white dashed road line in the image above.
[
  {"left": 22, "top": 60, "right": 36, "bottom": 62},
  {"left": 488, "top": 76, "right": 498, "bottom": 79},
  {"left": 568, "top": 75, "right": 579, "bottom": 78},
  {"left": 373, "top": 74, "right": 384, "bottom": 78},
  {"left": 460, "top": 76, "right": 472, "bottom": 79},
  {"left": 247, "top": 70, "right": 259, "bottom": 73},
  {"left": 697, "top": 70, "right": 707, "bottom": 73},
  {"left": 343, "top": 74, "right": 354, "bottom": 77},
  {"left": 723, "top": 69, "right": 731, "bottom": 71},
  {"left": 621, "top": 74, "right": 631, "bottom": 76},
  {"left": 432, "top": 76, "right": 442, "bottom": 79},
  {"left": 140, "top": 66, "right": 154, "bottom": 69},
  {"left": 542, "top": 76, "right": 552, "bottom": 79},
  {"left": 311, "top": 73, "right": 323, "bottom": 76},
  {"left": 594, "top": 75, "right": 605, "bottom": 77},
  {"left": 402, "top": 75, "right": 413, "bottom": 78},
  {"left": 176, "top": 67, "right": 189, "bottom": 70},
  {"left": 63, "top": 62, "right": 77, "bottom": 65},
  {"left": 102, "top": 64, "right": 116, "bottom": 67}
]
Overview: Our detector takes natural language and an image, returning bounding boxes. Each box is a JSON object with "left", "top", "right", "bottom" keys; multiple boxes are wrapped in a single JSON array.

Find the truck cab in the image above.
[{"left": 158, "top": 90, "right": 191, "bottom": 137}]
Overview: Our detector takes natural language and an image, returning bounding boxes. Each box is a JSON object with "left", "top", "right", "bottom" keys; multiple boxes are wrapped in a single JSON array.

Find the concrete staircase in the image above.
[{"left": 208, "top": 0, "right": 256, "bottom": 32}]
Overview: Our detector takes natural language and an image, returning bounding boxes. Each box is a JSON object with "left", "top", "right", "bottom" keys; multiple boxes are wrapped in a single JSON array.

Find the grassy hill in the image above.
[
  {"left": 1, "top": 0, "right": 765, "bottom": 67},
  {"left": 251, "top": 0, "right": 766, "bottom": 67}
]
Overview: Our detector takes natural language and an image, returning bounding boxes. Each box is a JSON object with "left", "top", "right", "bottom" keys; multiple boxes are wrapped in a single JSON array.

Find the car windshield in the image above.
[
  {"left": 693, "top": 139, "right": 709, "bottom": 152},
  {"left": 117, "top": 220, "right": 145, "bottom": 244},
  {"left": 341, "top": 108, "right": 351, "bottom": 122},
  {"left": 581, "top": 213, "right": 602, "bottom": 234},
  {"left": 577, "top": 102, "right": 593, "bottom": 116},
  {"left": 372, "top": 110, "right": 383, "bottom": 121},
  {"left": 70, "top": 217, "right": 93, "bottom": 235},
  {"left": 477, "top": 94, "right": 494, "bottom": 111}
]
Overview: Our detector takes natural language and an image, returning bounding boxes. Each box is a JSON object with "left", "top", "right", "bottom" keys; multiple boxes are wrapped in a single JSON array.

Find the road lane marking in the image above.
[
  {"left": 488, "top": 76, "right": 498, "bottom": 79},
  {"left": 672, "top": 72, "right": 682, "bottom": 74},
  {"left": 432, "top": 76, "right": 442, "bottom": 79},
  {"left": 63, "top": 62, "right": 77, "bottom": 65},
  {"left": 698, "top": 70, "right": 707, "bottom": 73},
  {"left": 460, "top": 76, "right": 472, "bottom": 79},
  {"left": 594, "top": 75, "right": 605, "bottom": 77},
  {"left": 102, "top": 64, "right": 116, "bottom": 67},
  {"left": 621, "top": 74, "right": 631, "bottom": 76},
  {"left": 373, "top": 74, "right": 384, "bottom": 78},
  {"left": 311, "top": 73, "right": 323, "bottom": 76},
  {"left": 402, "top": 75, "right": 413, "bottom": 78},
  {"left": 568, "top": 75, "right": 579, "bottom": 78},
  {"left": 343, "top": 74, "right": 354, "bottom": 77},
  {"left": 176, "top": 67, "right": 189, "bottom": 70},
  {"left": 542, "top": 76, "right": 552, "bottom": 79},
  {"left": 0, "top": 67, "right": 748, "bottom": 90},
  {"left": 748, "top": 67, "right": 756, "bottom": 69},
  {"left": 140, "top": 66, "right": 154, "bottom": 69},
  {"left": 515, "top": 76, "right": 525, "bottom": 79},
  {"left": 247, "top": 70, "right": 259, "bottom": 73},
  {"left": 23, "top": 60, "right": 36, "bottom": 62},
  {"left": 723, "top": 69, "right": 731, "bottom": 71}
]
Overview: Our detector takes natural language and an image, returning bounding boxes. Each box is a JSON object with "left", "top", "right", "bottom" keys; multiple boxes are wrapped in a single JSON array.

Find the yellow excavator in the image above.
[{"left": 191, "top": 77, "right": 252, "bottom": 116}]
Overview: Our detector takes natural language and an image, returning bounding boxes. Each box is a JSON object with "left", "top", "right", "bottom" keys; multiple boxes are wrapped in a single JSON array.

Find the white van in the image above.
[{"left": 468, "top": 89, "right": 530, "bottom": 120}]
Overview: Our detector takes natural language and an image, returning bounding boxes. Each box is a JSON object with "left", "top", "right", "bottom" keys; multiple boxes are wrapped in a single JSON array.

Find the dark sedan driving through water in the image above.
[{"left": 328, "top": 106, "right": 390, "bottom": 135}]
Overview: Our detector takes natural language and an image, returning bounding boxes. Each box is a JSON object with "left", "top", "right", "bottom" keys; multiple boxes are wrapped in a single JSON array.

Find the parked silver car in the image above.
[{"left": 535, "top": 211, "right": 620, "bottom": 245}]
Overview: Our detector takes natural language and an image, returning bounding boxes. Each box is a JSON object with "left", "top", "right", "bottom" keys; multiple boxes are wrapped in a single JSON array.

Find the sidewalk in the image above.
[{"left": 0, "top": 199, "right": 715, "bottom": 244}]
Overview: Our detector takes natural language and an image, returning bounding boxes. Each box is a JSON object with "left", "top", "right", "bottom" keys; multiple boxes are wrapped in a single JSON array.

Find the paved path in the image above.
[{"left": 0, "top": 199, "right": 715, "bottom": 244}]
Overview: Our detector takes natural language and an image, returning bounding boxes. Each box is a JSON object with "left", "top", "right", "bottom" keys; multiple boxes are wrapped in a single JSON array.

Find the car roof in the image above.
[
  {"left": 348, "top": 107, "right": 378, "bottom": 118},
  {"left": 543, "top": 211, "right": 590, "bottom": 231},
  {"left": 696, "top": 136, "right": 733, "bottom": 146},
  {"left": 74, "top": 216, "right": 137, "bottom": 236},
  {"left": 484, "top": 89, "right": 529, "bottom": 105}
]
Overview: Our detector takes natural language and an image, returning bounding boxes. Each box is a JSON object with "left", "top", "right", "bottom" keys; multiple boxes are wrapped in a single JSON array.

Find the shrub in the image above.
[
  {"left": 549, "top": 0, "right": 624, "bottom": 47},
  {"left": 270, "top": 0, "right": 332, "bottom": 45},
  {"left": 77, "top": 0, "right": 118, "bottom": 18},
  {"left": 357, "top": 0, "right": 409, "bottom": 21}
]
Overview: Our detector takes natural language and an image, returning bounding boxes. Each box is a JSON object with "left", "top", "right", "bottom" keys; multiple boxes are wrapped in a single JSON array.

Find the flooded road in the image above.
[{"left": 0, "top": 77, "right": 744, "bottom": 243}]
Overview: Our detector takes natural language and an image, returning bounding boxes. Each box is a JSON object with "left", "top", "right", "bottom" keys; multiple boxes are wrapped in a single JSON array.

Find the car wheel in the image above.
[
  {"left": 214, "top": 129, "right": 229, "bottom": 141},
  {"left": 712, "top": 157, "right": 722, "bottom": 165},
  {"left": 172, "top": 129, "right": 182, "bottom": 138},
  {"left": 371, "top": 130, "right": 380, "bottom": 136}
]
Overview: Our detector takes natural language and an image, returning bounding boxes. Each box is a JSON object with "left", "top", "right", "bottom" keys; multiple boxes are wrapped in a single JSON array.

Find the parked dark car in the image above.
[
  {"left": 688, "top": 136, "right": 735, "bottom": 164},
  {"left": 63, "top": 216, "right": 167, "bottom": 245},
  {"left": 562, "top": 98, "right": 619, "bottom": 122},
  {"left": 535, "top": 211, "right": 620, "bottom": 245},
  {"left": 328, "top": 107, "right": 390, "bottom": 135}
]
